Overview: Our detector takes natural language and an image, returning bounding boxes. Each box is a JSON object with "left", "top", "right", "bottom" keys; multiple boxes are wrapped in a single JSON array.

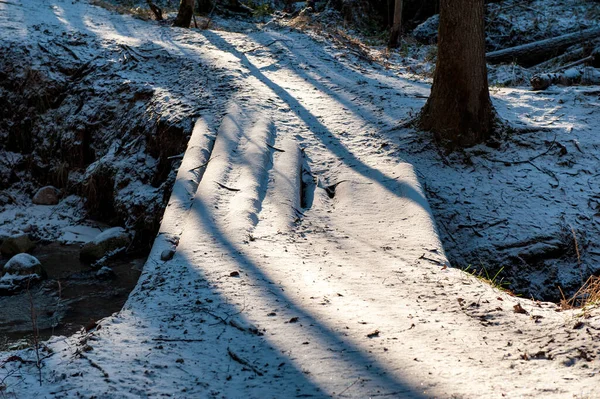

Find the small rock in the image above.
[
  {"left": 96, "top": 266, "right": 116, "bottom": 280},
  {"left": 32, "top": 186, "right": 60, "bottom": 205},
  {"left": 160, "top": 248, "right": 175, "bottom": 261},
  {"left": 3, "top": 253, "right": 44, "bottom": 276},
  {"left": 0, "top": 233, "right": 36, "bottom": 257},
  {"left": 80, "top": 227, "right": 131, "bottom": 262},
  {"left": 0, "top": 253, "right": 46, "bottom": 291}
]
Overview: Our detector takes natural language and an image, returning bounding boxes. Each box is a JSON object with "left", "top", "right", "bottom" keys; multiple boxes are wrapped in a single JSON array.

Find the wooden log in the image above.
[
  {"left": 486, "top": 26, "right": 600, "bottom": 66},
  {"left": 531, "top": 67, "right": 600, "bottom": 91},
  {"left": 532, "top": 44, "right": 588, "bottom": 71}
]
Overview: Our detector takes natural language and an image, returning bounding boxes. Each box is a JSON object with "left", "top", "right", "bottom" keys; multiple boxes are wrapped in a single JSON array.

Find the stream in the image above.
[{"left": 0, "top": 243, "right": 144, "bottom": 351}]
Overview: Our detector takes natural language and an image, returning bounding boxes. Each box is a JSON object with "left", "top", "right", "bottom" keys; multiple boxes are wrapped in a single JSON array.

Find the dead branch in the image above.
[
  {"left": 532, "top": 44, "right": 590, "bottom": 71},
  {"left": 549, "top": 55, "right": 595, "bottom": 74}
]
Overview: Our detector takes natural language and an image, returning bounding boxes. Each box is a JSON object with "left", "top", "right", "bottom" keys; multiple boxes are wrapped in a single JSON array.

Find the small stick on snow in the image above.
[
  {"left": 189, "top": 156, "right": 217, "bottom": 172},
  {"left": 216, "top": 182, "right": 240, "bottom": 192},
  {"left": 338, "top": 378, "right": 363, "bottom": 396},
  {"left": 483, "top": 135, "right": 557, "bottom": 165},
  {"left": 418, "top": 253, "right": 445, "bottom": 266},
  {"left": 79, "top": 353, "right": 109, "bottom": 379},
  {"left": 242, "top": 39, "right": 292, "bottom": 54},
  {"left": 527, "top": 161, "right": 560, "bottom": 187},
  {"left": 54, "top": 42, "right": 80, "bottom": 60},
  {"left": 267, "top": 143, "right": 285, "bottom": 152},
  {"left": 227, "top": 348, "right": 264, "bottom": 376}
]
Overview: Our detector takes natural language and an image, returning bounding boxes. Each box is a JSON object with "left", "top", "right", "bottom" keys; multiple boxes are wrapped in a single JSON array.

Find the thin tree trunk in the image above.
[
  {"left": 146, "top": 0, "right": 164, "bottom": 20},
  {"left": 418, "top": 0, "right": 494, "bottom": 148},
  {"left": 388, "top": 0, "right": 402, "bottom": 48},
  {"left": 173, "top": 0, "right": 194, "bottom": 28}
]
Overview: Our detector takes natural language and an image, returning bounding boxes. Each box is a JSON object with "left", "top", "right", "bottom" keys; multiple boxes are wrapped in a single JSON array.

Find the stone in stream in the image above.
[
  {"left": 96, "top": 266, "right": 116, "bottom": 280},
  {"left": 0, "top": 233, "right": 36, "bottom": 257},
  {"left": 80, "top": 227, "right": 131, "bottom": 262},
  {"left": 32, "top": 185, "right": 61, "bottom": 205},
  {"left": 0, "top": 253, "right": 46, "bottom": 292}
]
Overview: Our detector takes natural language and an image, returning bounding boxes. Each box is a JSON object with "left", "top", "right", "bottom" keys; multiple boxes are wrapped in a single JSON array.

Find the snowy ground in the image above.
[{"left": 1, "top": 0, "right": 600, "bottom": 398}]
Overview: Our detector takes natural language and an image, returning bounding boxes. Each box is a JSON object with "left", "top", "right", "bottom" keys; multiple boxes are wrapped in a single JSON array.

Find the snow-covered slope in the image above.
[{"left": 1, "top": 1, "right": 599, "bottom": 398}]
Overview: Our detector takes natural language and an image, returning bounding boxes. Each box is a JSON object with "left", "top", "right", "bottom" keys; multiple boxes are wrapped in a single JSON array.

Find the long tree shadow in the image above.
[
  {"left": 202, "top": 30, "right": 432, "bottom": 213},
  {"left": 254, "top": 29, "right": 430, "bottom": 123}
]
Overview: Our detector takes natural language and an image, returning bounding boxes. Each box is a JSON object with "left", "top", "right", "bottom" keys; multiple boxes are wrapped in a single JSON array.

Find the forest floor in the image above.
[{"left": 1, "top": 0, "right": 600, "bottom": 398}]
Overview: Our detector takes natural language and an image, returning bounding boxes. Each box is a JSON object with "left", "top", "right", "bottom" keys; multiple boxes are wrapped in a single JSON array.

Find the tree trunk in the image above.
[
  {"left": 418, "top": 0, "right": 494, "bottom": 148},
  {"left": 388, "top": 0, "right": 402, "bottom": 48},
  {"left": 173, "top": 0, "right": 194, "bottom": 28}
]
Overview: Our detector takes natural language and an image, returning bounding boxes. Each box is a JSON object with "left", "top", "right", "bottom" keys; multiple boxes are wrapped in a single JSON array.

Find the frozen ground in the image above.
[{"left": 1, "top": 0, "right": 599, "bottom": 398}]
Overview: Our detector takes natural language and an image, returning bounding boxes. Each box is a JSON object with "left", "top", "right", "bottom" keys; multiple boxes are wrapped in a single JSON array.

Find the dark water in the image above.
[{"left": 0, "top": 243, "right": 144, "bottom": 350}]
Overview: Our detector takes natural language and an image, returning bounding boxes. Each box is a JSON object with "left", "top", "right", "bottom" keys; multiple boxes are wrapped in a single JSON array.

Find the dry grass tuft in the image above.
[{"left": 560, "top": 275, "right": 600, "bottom": 312}]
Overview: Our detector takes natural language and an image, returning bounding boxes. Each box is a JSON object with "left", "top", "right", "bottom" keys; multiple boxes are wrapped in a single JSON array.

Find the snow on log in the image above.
[
  {"left": 270, "top": 138, "right": 302, "bottom": 232},
  {"left": 530, "top": 67, "right": 600, "bottom": 91},
  {"left": 226, "top": 115, "right": 274, "bottom": 235},
  {"left": 486, "top": 26, "right": 600, "bottom": 66}
]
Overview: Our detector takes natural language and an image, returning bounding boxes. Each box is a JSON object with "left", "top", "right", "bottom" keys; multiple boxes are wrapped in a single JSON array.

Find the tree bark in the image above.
[
  {"left": 486, "top": 26, "right": 600, "bottom": 66},
  {"left": 173, "top": 0, "right": 194, "bottom": 28},
  {"left": 388, "top": 0, "right": 402, "bottom": 48},
  {"left": 418, "top": 0, "right": 494, "bottom": 148}
]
